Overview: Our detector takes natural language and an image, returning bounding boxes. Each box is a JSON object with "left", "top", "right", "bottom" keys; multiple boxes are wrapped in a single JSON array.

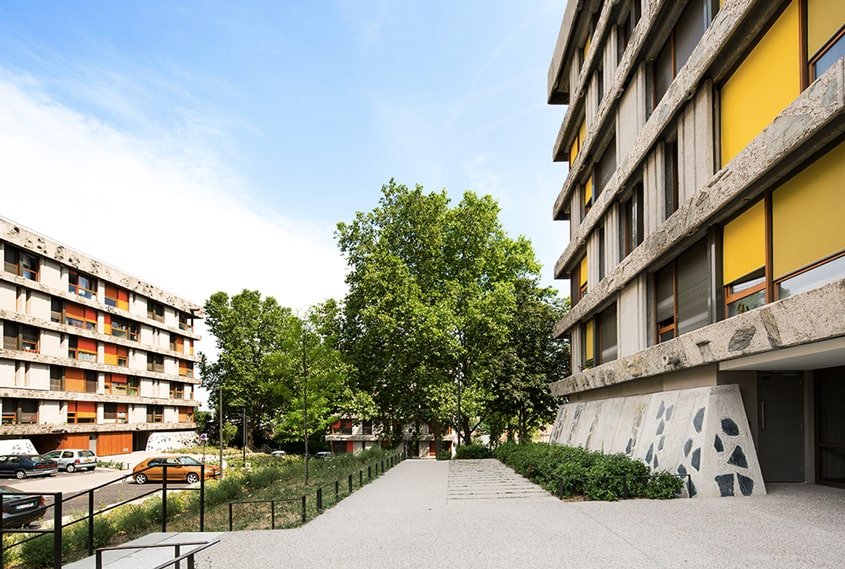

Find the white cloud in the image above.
[{"left": 0, "top": 72, "right": 348, "bottom": 361}]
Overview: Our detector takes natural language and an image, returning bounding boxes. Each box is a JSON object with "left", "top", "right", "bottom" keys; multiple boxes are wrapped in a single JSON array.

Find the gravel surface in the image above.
[{"left": 192, "top": 459, "right": 845, "bottom": 569}]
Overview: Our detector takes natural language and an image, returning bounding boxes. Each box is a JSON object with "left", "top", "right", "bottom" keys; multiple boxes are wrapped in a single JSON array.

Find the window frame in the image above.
[
  {"left": 3, "top": 245, "right": 39, "bottom": 281},
  {"left": 68, "top": 269, "right": 97, "bottom": 300}
]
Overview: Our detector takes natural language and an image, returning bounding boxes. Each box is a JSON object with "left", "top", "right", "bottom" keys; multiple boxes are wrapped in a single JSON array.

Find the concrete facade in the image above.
[
  {"left": 325, "top": 419, "right": 457, "bottom": 458},
  {"left": 547, "top": 0, "right": 845, "bottom": 492},
  {"left": 0, "top": 216, "right": 201, "bottom": 455}
]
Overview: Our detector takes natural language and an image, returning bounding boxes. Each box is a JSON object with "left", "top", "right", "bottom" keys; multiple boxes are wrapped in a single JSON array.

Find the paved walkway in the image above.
[{"left": 189, "top": 458, "right": 845, "bottom": 569}]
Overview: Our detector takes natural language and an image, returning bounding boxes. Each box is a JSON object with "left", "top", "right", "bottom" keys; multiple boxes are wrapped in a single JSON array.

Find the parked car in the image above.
[
  {"left": 0, "top": 485, "right": 46, "bottom": 528},
  {"left": 314, "top": 451, "right": 333, "bottom": 460},
  {"left": 132, "top": 456, "right": 220, "bottom": 484},
  {"left": 0, "top": 455, "right": 58, "bottom": 479},
  {"left": 42, "top": 449, "right": 97, "bottom": 473},
  {"left": 270, "top": 450, "right": 286, "bottom": 458}
]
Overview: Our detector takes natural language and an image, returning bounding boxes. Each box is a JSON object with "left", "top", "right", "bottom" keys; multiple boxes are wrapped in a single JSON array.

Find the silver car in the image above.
[{"left": 42, "top": 449, "right": 97, "bottom": 473}]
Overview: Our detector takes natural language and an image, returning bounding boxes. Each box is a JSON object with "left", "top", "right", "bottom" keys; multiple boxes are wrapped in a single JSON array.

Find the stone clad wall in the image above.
[
  {"left": 550, "top": 385, "right": 764, "bottom": 498},
  {"left": 146, "top": 431, "right": 198, "bottom": 452}
]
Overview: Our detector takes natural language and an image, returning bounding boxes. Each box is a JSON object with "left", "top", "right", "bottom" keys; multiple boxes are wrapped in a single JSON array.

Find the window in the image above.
[
  {"left": 3, "top": 322, "right": 39, "bottom": 352},
  {"left": 596, "top": 137, "right": 617, "bottom": 194},
  {"left": 170, "top": 333, "right": 186, "bottom": 353},
  {"left": 582, "top": 319, "right": 595, "bottom": 369},
  {"left": 178, "top": 312, "right": 193, "bottom": 331},
  {"left": 654, "top": 239, "right": 712, "bottom": 343},
  {"left": 105, "top": 315, "right": 137, "bottom": 341},
  {"left": 651, "top": 0, "right": 718, "bottom": 109},
  {"left": 105, "top": 373, "right": 128, "bottom": 395},
  {"left": 582, "top": 177, "right": 594, "bottom": 216},
  {"left": 617, "top": 0, "right": 641, "bottom": 63},
  {"left": 146, "top": 405, "right": 164, "bottom": 423},
  {"left": 178, "top": 407, "right": 194, "bottom": 423},
  {"left": 104, "top": 284, "right": 130, "bottom": 310},
  {"left": 68, "top": 269, "right": 97, "bottom": 299},
  {"left": 128, "top": 376, "right": 139, "bottom": 396},
  {"left": 3, "top": 245, "right": 39, "bottom": 281},
  {"left": 104, "top": 344, "right": 129, "bottom": 367},
  {"left": 1, "top": 399, "right": 37, "bottom": 424},
  {"left": 723, "top": 200, "right": 767, "bottom": 316},
  {"left": 598, "top": 226, "right": 606, "bottom": 282},
  {"left": 103, "top": 403, "right": 127, "bottom": 423},
  {"left": 51, "top": 298, "right": 63, "bottom": 323},
  {"left": 664, "top": 139, "right": 679, "bottom": 218},
  {"left": 178, "top": 360, "right": 194, "bottom": 378},
  {"left": 68, "top": 336, "right": 97, "bottom": 362},
  {"left": 572, "top": 255, "right": 589, "bottom": 303},
  {"left": 50, "top": 366, "right": 64, "bottom": 391},
  {"left": 594, "top": 66, "right": 604, "bottom": 106},
  {"left": 807, "top": 0, "right": 845, "bottom": 81},
  {"left": 64, "top": 302, "right": 98, "bottom": 331},
  {"left": 67, "top": 401, "right": 96, "bottom": 424},
  {"left": 64, "top": 369, "right": 97, "bottom": 393},
  {"left": 569, "top": 119, "right": 587, "bottom": 165},
  {"left": 362, "top": 421, "right": 373, "bottom": 435},
  {"left": 620, "top": 183, "right": 645, "bottom": 258},
  {"left": 169, "top": 383, "right": 185, "bottom": 399},
  {"left": 147, "top": 299, "right": 164, "bottom": 322},
  {"left": 598, "top": 303, "right": 618, "bottom": 364},
  {"left": 147, "top": 353, "right": 164, "bottom": 373},
  {"left": 720, "top": 2, "right": 800, "bottom": 165}
]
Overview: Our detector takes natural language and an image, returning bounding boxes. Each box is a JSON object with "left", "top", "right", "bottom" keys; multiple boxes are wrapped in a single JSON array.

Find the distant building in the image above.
[
  {"left": 1, "top": 217, "right": 202, "bottom": 456},
  {"left": 326, "top": 419, "right": 457, "bottom": 458},
  {"left": 547, "top": 0, "right": 844, "bottom": 496}
]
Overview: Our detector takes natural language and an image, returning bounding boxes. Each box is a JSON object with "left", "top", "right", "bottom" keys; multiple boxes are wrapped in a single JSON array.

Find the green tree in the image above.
[
  {"left": 336, "top": 180, "right": 540, "bottom": 444},
  {"left": 484, "top": 282, "right": 570, "bottom": 443},
  {"left": 199, "top": 290, "right": 298, "bottom": 447}
]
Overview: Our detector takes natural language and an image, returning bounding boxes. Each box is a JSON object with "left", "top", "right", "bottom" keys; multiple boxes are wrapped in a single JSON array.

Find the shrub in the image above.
[
  {"left": 436, "top": 450, "right": 452, "bottom": 461},
  {"left": 496, "top": 442, "right": 682, "bottom": 502},
  {"left": 454, "top": 444, "right": 493, "bottom": 459}
]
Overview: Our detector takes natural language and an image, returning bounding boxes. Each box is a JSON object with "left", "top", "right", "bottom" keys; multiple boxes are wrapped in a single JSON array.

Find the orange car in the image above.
[{"left": 132, "top": 456, "right": 219, "bottom": 484}]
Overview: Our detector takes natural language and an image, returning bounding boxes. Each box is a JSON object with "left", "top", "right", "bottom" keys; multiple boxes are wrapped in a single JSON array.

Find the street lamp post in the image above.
[{"left": 218, "top": 384, "right": 224, "bottom": 479}]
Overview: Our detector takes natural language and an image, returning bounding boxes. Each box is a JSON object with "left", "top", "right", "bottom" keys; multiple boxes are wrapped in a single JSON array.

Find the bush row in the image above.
[
  {"left": 453, "top": 443, "right": 493, "bottom": 459},
  {"left": 495, "top": 442, "right": 684, "bottom": 501}
]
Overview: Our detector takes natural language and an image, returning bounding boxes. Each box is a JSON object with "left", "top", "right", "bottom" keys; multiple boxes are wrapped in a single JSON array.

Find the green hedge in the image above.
[
  {"left": 454, "top": 443, "right": 493, "bottom": 459},
  {"left": 495, "top": 442, "right": 683, "bottom": 501}
]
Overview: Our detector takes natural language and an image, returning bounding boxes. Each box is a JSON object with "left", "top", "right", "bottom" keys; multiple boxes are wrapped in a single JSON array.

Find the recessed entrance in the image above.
[
  {"left": 758, "top": 372, "right": 804, "bottom": 482},
  {"left": 816, "top": 366, "right": 845, "bottom": 487}
]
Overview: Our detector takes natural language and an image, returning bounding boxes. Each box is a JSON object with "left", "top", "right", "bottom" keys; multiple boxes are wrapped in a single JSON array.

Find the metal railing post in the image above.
[
  {"left": 95, "top": 550, "right": 103, "bottom": 569},
  {"left": 228, "top": 502, "right": 234, "bottom": 531},
  {"left": 174, "top": 544, "right": 181, "bottom": 569},
  {"left": 199, "top": 466, "right": 205, "bottom": 532},
  {"left": 88, "top": 488, "right": 95, "bottom": 555},
  {"left": 271, "top": 500, "right": 276, "bottom": 530},
  {"left": 162, "top": 465, "right": 168, "bottom": 532},
  {"left": 348, "top": 474, "right": 353, "bottom": 494},
  {"left": 54, "top": 492, "right": 63, "bottom": 569},
  {"left": 359, "top": 469, "right": 363, "bottom": 486},
  {"left": 300, "top": 495, "right": 306, "bottom": 524},
  {"left": 368, "top": 465, "right": 371, "bottom": 480},
  {"left": 335, "top": 480, "right": 339, "bottom": 502},
  {"left": 316, "top": 488, "right": 323, "bottom": 511}
]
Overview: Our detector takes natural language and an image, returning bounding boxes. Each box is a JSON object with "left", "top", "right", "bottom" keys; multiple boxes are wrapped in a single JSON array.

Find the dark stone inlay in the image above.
[
  {"left": 716, "top": 474, "right": 735, "bottom": 497},
  {"left": 691, "top": 448, "right": 701, "bottom": 471},
  {"left": 684, "top": 438, "right": 693, "bottom": 457},
  {"left": 666, "top": 405, "right": 674, "bottom": 421},
  {"left": 626, "top": 438, "right": 633, "bottom": 454},
  {"left": 737, "top": 474, "right": 755, "bottom": 496},
  {"left": 728, "top": 326, "right": 756, "bottom": 351},
  {"left": 693, "top": 407, "right": 705, "bottom": 433},
  {"left": 714, "top": 434, "right": 724, "bottom": 453},
  {"left": 728, "top": 446, "right": 748, "bottom": 469},
  {"left": 656, "top": 420, "right": 665, "bottom": 435},
  {"left": 657, "top": 401, "right": 665, "bottom": 420},
  {"left": 689, "top": 479, "right": 697, "bottom": 498},
  {"left": 677, "top": 464, "right": 687, "bottom": 478},
  {"left": 653, "top": 456, "right": 659, "bottom": 469},
  {"left": 721, "top": 418, "right": 740, "bottom": 437},
  {"left": 658, "top": 436, "right": 665, "bottom": 451},
  {"left": 645, "top": 443, "right": 654, "bottom": 464}
]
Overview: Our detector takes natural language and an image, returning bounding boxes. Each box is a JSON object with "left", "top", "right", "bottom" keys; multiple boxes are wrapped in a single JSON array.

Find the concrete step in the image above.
[
  {"left": 447, "top": 459, "right": 552, "bottom": 501},
  {"left": 63, "top": 532, "right": 222, "bottom": 569}
]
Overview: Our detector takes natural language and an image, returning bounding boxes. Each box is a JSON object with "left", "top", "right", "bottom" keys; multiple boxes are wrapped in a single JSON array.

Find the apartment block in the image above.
[
  {"left": 326, "top": 419, "right": 456, "bottom": 458},
  {"left": 547, "top": 0, "right": 844, "bottom": 496},
  {"left": 0, "top": 217, "right": 202, "bottom": 456}
]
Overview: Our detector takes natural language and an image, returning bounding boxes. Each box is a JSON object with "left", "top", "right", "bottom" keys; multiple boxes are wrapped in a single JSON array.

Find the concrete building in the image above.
[
  {"left": 326, "top": 419, "right": 456, "bottom": 458},
  {"left": 546, "top": 0, "right": 844, "bottom": 496},
  {"left": 0, "top": 217, "right": 203, "bottom": 456}
]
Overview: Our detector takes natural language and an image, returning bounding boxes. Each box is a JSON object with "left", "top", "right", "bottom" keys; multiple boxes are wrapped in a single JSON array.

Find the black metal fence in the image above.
[
  {"left": 227, "top": 450, "right": 404, "bottom": 531},
  {"left": 0, "top": 463, "right": 210, "bottom": 569}
]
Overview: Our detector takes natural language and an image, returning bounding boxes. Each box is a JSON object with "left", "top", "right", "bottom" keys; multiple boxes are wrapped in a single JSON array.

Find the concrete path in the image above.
[
  {"left": 188, "top": 458, "right": 845, "bottom": 569},
  {"left": 64, "top": 532, "right": 222, "bottom": 569}
]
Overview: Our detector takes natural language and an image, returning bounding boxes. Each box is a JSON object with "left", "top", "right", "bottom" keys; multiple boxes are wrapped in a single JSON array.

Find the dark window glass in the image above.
[
  {"left": 598, "top": 226, "right": 606, "bottom": 281},
  {"left": 675, "top": 0, "right": 708, "bottom": 73},
  {"left": 676, "top": 239, "right": 711, "bottom": 335},
  {"left": 597, "top": 138, "right": 617, "bottom": 193},
  {"left": 814, "top": 34, "right": 845, "bottom": 80},
  {"left": 653, "top": 38, "right": 674, "bottom": 107},
  {"left": 655, "top": 264, "right": 675, "bottom": 342},
  {"left": 599, "top": 303, "right": 618, "bottom": 363},
  {"left": 664, "top": 140, "right": 679, "bottom": 218}
]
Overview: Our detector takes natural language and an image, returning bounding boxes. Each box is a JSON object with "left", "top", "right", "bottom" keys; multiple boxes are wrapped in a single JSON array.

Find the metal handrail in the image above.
[{"left": 95, "top": 539, "right": 219, "bottom": 569}]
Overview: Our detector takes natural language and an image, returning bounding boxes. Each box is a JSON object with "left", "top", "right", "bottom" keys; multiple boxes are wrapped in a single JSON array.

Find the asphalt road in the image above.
[{"left": 1, "top": 468, "right": 192, "bottom": 518}]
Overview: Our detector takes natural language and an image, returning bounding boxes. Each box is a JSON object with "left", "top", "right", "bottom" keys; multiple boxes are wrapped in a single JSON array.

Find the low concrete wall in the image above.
[
  {"left": 146, "top": 431, "right": 198, "bottom": 452},
  {"left": 549, "top": 384, "right": 764, "bottom": 498}
]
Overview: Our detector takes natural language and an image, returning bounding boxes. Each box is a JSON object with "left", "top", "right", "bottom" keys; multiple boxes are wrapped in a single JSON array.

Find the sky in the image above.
[{"left": 0, "top": 1, "right": 571, "bottom": 378}]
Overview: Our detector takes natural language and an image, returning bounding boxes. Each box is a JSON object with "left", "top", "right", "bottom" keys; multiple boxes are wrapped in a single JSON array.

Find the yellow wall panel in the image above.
[
  {"left": 807, "top": 0, "right": 845, "bottom": 57},
  {"left": 723, "top": 200, "right": 766, "bottom": 284},
  {"left": 585, "top": 320, "right": 594, "bottom": 363},
  {"left": 720, "top": 1, "right": 800, "bottom": 165},
  {"left": 584, "top": 176, "right": 593, "bottom": 205},
  {"left": 772, "top": 142, "right": 845, "bottom": 278},
  {"left": 579, "top": 255, "right": 588, "bottom": 286}
]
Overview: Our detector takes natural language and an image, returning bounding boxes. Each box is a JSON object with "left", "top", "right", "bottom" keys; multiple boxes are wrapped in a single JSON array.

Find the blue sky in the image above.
[{"left": 0, "top": 1, "right": 570, "bottom": 311}]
